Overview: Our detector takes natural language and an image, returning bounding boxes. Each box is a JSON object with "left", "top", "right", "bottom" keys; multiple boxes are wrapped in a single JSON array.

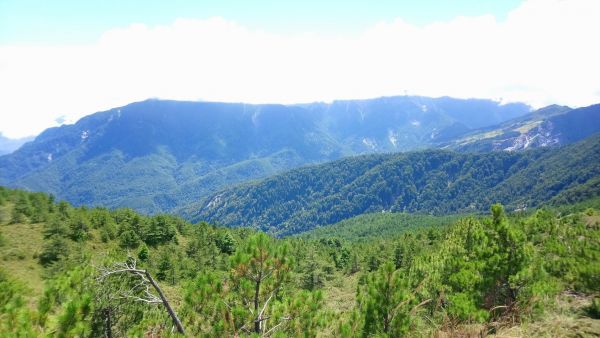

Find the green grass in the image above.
[
  {"left": 0, "top": 204, "right": 11, "bottom": 224},
  {"left": 0, "top": 221, "right": 45, "bottom": 301},
  {"left": 322, "top": 273, "right": 359, "bottom": 314},
  {"left": 493, "top": 293, "right": 600, "bottom": 337}
]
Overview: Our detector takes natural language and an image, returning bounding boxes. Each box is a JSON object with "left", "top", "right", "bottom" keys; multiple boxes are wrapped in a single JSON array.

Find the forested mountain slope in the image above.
[
  {"left": 190, "top": 134, "right": 600, "bottom": 235},
  {"left": 0, "top": 97, "right": 529, "bottom": 213},
  {"left": 297, "top": 212, "right": 462, "bottom": 242}
]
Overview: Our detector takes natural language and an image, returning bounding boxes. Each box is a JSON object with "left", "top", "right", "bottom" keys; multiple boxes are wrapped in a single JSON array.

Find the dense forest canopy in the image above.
[{"left": 190, "top": 134, "right": 600, "bottom": 235}]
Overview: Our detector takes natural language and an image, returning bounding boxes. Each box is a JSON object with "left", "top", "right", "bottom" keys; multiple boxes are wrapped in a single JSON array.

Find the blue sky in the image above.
[
  {"left": 1, "top": 0, "right": 523, "bottom": 43},
  {"left": 1, "top": 0, "right": 599, "bottom": 138}
]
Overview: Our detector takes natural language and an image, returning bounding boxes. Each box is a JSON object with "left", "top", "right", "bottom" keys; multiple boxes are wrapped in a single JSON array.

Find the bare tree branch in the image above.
[
  {"left": 97, "top": 259, "right": 186, "bottom": 335},
  {"left": 263, "top": 316, "right": 291, "bottom": 337},
  {"left": 258, "top": 287, "right": 279, "bottom": 322}
]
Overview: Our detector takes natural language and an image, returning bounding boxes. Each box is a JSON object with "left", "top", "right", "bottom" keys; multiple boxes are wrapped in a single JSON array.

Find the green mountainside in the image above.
[
  {"left": 190, "top": 134, "right": 600, "bottom": 235},
  {"left": 297, "top": 212, "right": 462, "bottom": 242},
  {"left": 1, "top": 98, "right": 598, "bottom": 220},
  {"left": 0, "top": 97, "right": 532, "bottom": 214}
]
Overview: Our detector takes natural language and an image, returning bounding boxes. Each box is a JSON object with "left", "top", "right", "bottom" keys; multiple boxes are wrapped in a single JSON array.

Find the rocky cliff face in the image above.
[
  {"left": 501, "top": 120, "right": 561, "bottom": 151},
  {"left": 447, "top": 104, "right": 600, "bottom": 153}
]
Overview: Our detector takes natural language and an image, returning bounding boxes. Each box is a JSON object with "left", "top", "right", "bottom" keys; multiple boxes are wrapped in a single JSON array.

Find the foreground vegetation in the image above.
[{"left": 1, "top": 187, "right": 599, "bottom": 336}]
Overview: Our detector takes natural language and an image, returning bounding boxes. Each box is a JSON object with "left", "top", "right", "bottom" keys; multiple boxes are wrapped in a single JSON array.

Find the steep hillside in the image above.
[
  {"left": 190, "top": 134, "right": 600, "bottom": 235},
  {"left": 0, "top": 100, "right": 342, "bottom": 213},
  {"left": 446, "top": 104, "right": 600, "bottom": 152},
  {"left": 0, "top": 96, "right": 529, "bottom": 213}
]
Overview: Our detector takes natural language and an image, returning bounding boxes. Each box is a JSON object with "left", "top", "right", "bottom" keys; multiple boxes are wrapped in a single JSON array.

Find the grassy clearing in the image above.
[
  {"left": 430, "top": 293, "right": 600, "bottom": 337},
  {"left": 514, "top": 120, "right": 544, "bottom": 134},
  {"left": 585, "top": 214, "right": 600, "bottom": 228},
  {"left": 322, "top": 273, "right": 358, "bottom": 314},
  {"left": 492, "top": 293, "right": 600, "bottom": 338},
  {"left": 0, "top": 221, "right": 45, "bottom": 303}
]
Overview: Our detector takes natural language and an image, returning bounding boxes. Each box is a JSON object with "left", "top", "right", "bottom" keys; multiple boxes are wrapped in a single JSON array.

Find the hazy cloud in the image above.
[
  {"left": 54, "top": 115, "right": 67, "bottom": 124},
  {"left": 1, "top": 0, "right": 599, "bottom": 138}
]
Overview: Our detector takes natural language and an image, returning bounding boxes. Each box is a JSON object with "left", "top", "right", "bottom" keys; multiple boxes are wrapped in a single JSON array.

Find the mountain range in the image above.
[{"left": 0, "top": 96, "right": 598, "bottom": 222}]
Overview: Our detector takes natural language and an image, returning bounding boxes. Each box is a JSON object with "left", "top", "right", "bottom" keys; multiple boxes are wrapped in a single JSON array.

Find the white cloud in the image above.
[{"left": 1, "top": 0, "right": 599, "bottom": 138}]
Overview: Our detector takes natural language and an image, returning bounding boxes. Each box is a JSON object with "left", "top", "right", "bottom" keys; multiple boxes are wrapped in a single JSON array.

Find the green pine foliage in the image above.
[
  {"left": 0, "top": 271, "right": 37, "bottom": 335},
  {"left": 0, "top": 187, "right": 598, "bottom": 336},
  {"left": 299, "top": 212, "right": 460, "bottom": 242}
]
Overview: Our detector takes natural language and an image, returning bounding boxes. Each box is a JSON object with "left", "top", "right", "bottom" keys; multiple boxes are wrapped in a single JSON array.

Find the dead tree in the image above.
[{"left": 97, "top": 258, "right": 185, "bottom": 335}]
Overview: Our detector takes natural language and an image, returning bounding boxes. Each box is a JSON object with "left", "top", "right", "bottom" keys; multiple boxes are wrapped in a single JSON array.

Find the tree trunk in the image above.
[
  {"left": 383, "top": 313, "right": 389, "bottom": 333},
  {"left": 254, "top": 279, "right": 261, "bottom": 334},
  {"left": 104, "top": 308, "right": 113, "bottom": 338},
  {"left": 144, "top": 270, "right": 185, "bottom": 335}
]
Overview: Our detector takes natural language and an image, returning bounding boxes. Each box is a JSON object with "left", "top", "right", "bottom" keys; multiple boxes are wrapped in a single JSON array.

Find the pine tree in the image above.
[
  {"left": 359, "top": 261, "right": 411, "bottom": 336},
  {"left": 69, "top": 214, "right": 91, "bottom": 241},
  {"left": 145, "top": 215, "right": 177, "bottom": 246},
  {"left": 119, "top": 230, "right": 140, "bottom": 249},
  {"left": 10, "top": 193, "right": 32, "bottom": 224},
  {"left": 301, "top": 251, "right": 324, "bottom": 290},
  {"left": 156, "top": 250, "right": 175, "bottom": 283},
  {"left": 138, "top": 244, "right": 149, "bottom": 262},
  {"left": 216, "top": 232, "right": 236, "bottom": 255},
  {"left": 230, "top": 232, "right": 292, "bottom": 334},
  {"left": 39, "top": 236, "right": 70, "bottom": 266},
  {"left": 0, "top": 271, "right": 37, "bottom": 336}
]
